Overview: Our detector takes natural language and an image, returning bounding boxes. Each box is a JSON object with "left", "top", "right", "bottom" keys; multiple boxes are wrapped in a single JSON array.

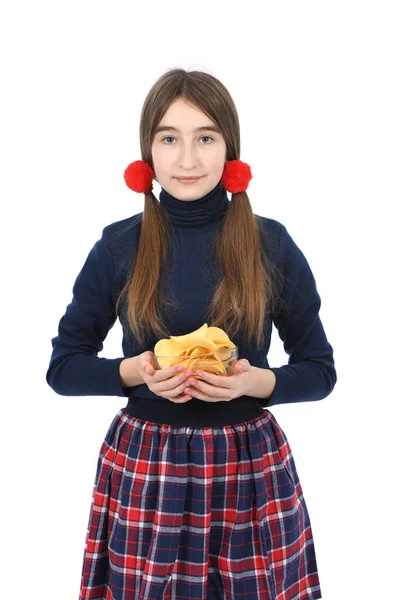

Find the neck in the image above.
[{"left": 159, "top": 181, "right": 230, "bottom": 229}]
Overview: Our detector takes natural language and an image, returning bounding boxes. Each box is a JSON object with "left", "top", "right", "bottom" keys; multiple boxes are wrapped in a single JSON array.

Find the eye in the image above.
[{"left": 161, "top": 135, "right": 214, "bottom": 144}]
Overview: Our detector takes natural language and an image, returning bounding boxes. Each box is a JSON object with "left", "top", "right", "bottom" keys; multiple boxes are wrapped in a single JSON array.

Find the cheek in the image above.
[
  {"left": 151, "top": 145, "right": 160, "bottom": 163},
  {"left": 208, "top": 145, "right": 227, "bottom": 168},
  {"left": 208, "top": 156, "right": 226, "bottom": 177},
  {"left": 151, "top": 148, "right": 170, "bottom": 174}
]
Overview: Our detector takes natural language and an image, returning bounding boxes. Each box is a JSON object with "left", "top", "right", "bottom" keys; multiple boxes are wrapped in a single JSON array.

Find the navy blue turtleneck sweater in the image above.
[{"left": 46, "top": 181, "right": 337, "bottom": 426}]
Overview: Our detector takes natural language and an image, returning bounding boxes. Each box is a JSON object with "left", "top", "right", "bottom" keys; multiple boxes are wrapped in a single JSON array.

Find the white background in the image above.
[{"left": 1, "top": 1, "right": 399, "bottom": 598}]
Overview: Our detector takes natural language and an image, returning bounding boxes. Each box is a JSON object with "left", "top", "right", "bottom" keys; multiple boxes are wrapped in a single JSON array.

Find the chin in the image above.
[
  {"left": 175, "top": 184, "right": 212, "bottom": 200},
  {"left": 174, "top": 176, "right": 215, "bottom": 192}
]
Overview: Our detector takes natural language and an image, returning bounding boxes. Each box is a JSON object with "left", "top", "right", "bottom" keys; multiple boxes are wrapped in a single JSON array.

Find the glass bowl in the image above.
[{"left": 154, "top": 346, "right": 239, "bottom": 380}]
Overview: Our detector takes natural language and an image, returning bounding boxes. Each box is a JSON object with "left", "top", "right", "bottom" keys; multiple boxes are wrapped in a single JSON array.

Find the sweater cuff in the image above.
[
  {"left": 265, "top": 366, "right": 296, "bottom": 407},
  {"left": 112, "top": 357, "right": 135, "bottom": 397},
  {"left": 46, "top": 355, "right": 134, "bottom": 398},
  {"left": 263, "top": 362, "right": 336, "bottom": 408},
  {"left": 76, "top": 356, "right": 134, "bottom": 397},
  {"left": 74, "top": 356, "right": 134, "bottom": 397}
]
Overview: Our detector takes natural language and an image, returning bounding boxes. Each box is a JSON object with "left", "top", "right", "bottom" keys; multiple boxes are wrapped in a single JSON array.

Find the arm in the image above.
[
  {"left": 246, "top": 367, "right": 277, "bottom": 400},
  {"left": 46, "top": 229, "right": 134, "bottom": 397},
  {"left": 263, "top": 224, "right": 337, "bottom": 408},
  {"left": 119, "top": 356, "right": 145, "bottom": 388}
]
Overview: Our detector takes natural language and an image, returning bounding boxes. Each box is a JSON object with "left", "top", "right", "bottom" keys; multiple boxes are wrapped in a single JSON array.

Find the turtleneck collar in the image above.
[{"left": 159, "top": 180, "right": 229, "bottom": 228}]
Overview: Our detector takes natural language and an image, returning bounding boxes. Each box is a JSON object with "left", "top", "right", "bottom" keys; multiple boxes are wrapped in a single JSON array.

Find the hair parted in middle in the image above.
[{"left": 115, "top": 68, "right": 287, "bottom": 350}]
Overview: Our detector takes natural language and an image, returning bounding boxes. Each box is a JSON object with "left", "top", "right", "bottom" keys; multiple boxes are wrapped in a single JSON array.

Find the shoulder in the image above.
[
  {"left": 254, "top": 214, "right": 286, "bottom": 257},
  {"left": 98, "top": 212, "right": 144, "bottom": 260},
  {"left": 100, "top": 212, "right": 143, "bottom": 246},
  {"left": 95, "top": 212, "right": 143, "bottom": 281},
  {"left": 255, "top": 215, "right": 285, "bottom": 233}
]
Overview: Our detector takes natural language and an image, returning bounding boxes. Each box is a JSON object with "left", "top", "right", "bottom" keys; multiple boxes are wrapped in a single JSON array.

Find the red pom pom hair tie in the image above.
[
  {"left": 221, "top": 159, "right": 252, "bottom": 194},
  {"left": 124, "top": 159, "right": 252, "bottom": 194},
  {"left": 124, "top": 160, "right": 155, "bottom": 194}
]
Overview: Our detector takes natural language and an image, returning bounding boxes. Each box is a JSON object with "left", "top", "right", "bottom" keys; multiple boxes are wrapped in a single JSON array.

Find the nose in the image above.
[{"left": 178, "top": 143, "right": 199, "bottom": 170}]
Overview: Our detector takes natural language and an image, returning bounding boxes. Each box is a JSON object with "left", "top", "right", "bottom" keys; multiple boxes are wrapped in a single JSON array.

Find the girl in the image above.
[{"left": 46, "top": 68, "right": 336, "bottom": 600}]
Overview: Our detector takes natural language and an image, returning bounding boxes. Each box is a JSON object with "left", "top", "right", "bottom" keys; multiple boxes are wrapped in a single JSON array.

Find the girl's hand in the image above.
[
  {"left": 183, "top": 359, "right": 252, "bottom": 402},
  {"left": 137, "top": 351, "right": 194, "bottom": 403}
]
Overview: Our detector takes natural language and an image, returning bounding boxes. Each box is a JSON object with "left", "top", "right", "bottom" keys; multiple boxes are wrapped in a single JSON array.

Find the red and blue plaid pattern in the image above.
[{"left": 79, "top": 409, "right": 322, "bottom": 599}]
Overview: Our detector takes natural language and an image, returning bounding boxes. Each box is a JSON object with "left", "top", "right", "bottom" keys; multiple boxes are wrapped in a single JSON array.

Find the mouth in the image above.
[{"left": 176, "top": 176, "right": 203, "bottom": 183}]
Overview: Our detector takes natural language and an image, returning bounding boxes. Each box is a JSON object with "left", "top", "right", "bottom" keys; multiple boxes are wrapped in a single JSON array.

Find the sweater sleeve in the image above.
[
  {"left": 264, "top": 224, "right": 337, "bottom": 407},
  {"left": 45, "top": 230, "right": 134, "bottom": 397}
]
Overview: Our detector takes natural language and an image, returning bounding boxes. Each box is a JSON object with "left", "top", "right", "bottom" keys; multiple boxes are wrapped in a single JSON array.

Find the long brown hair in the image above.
[{"left": 115, "top": 68, "right": 286, "bottom": 351}]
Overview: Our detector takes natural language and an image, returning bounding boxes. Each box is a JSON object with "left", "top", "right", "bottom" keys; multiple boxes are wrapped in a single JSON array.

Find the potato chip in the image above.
[
  {"left": 153, "top": 337, "right": 182, "bottom": 360},
  {"left": 205, "top": 326, "right": 234, "bottom": 344},
  {"left": 183, "top": 340, "right": 218, "bottom": 355},
  {"left": 169, "top": 323, "right": 208, "bottom": 344},
  {"left": 154, "top": 323, "right": 237, "bottom": 376}
]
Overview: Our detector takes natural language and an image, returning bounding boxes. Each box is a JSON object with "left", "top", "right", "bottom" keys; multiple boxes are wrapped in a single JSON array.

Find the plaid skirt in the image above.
[{"left": 79, "top": 408, "right": 322, "bottom": 600}]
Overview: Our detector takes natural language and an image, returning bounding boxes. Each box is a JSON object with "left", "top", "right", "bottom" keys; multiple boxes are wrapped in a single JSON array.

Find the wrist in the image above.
[
  {"left": 245, "top": 366, "right": 276, "bottom": 400},
  {"left": 119, "top": 356, "right": 144, "bottom": 388}
]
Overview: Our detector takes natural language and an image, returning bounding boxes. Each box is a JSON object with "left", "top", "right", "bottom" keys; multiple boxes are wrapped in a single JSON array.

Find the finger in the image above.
[
  {"left": 150, "top": 364, "right": 184, "bottom": 381},
  {"left": 186, "top": 377, "right": 226, "bottom": 398},
  {"left": 234, "top": 360, "right": 249, "bottom": 373},
  {"left": 171, "top": 374, "right": 195, "bottom": 397},
  {"left": 167, "top": 378, "right": 195, "bottom": 403},
  {"left": 193, "top": 371, "right": 233, "bottom": 388},
  {"left": 183, "top": 384, "right": 228, "bottom": 402},
  {"left": 169, "top": 394, "right": 192, "bottom": 403},
  {"left": 154, "top": 369, "right": 192, "bottom": 393}
]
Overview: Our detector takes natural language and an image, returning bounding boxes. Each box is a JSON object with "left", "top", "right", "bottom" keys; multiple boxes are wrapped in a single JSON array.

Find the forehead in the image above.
[
  {"left": 154, "top": 124, "right": 222, "bottom": 134},
  {"left": 155, "top": 98, "right": 221, "bottom": 134}
]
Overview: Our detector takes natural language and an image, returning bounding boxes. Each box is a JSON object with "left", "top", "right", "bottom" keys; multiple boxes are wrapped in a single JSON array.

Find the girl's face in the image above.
[{"left": 151, "top": 97, "right": 227, "bottom": 201}]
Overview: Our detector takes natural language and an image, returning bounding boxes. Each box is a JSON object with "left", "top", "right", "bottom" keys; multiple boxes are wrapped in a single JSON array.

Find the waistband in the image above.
[{"left": 123, "top": 395, "right": 266, "bottom": 427}]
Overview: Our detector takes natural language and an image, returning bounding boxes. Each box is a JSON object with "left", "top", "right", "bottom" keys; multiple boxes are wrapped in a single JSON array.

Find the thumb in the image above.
[
  {"left": 234, "top": 359, "right": 250, "bottom": 373},
  {"left": 145, "top": 363, "right": 155, "bottom": 375}
]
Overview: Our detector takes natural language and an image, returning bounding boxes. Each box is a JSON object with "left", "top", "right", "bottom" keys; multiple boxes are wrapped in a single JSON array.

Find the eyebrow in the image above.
[{"left": 154, "top": 124, "right": 221, "bottom": 134}]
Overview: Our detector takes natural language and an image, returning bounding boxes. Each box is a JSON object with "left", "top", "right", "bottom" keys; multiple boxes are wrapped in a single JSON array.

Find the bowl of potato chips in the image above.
[{"left": 154, "top": 323, "right": 238, "bottom": 379}]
